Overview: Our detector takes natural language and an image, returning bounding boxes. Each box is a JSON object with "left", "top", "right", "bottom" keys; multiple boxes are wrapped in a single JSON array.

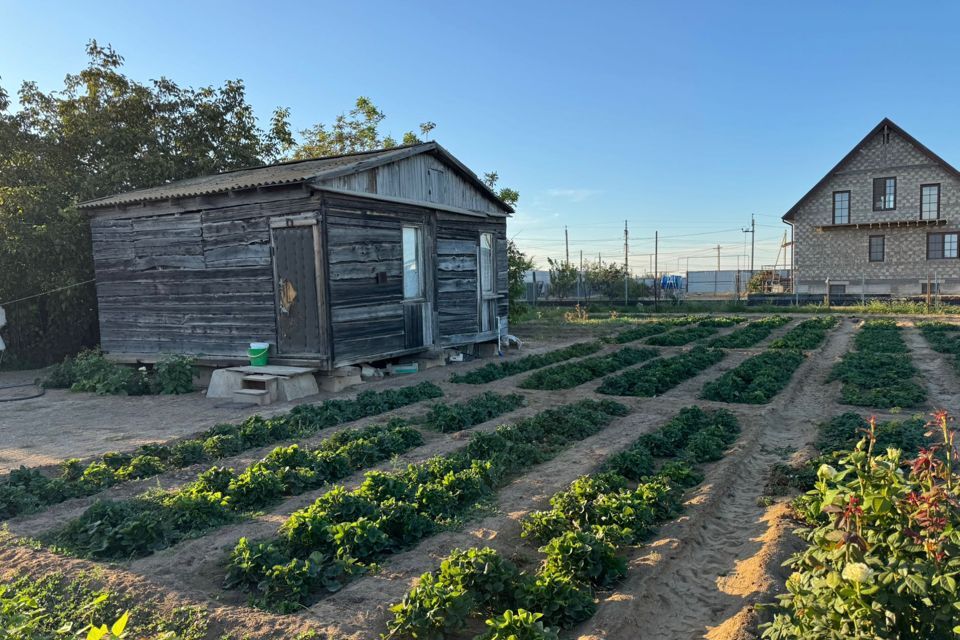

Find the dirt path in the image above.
[
  {"left": 901, "top": 323, "right": 960, "bottom": 411},
  {"left": 574, "top": 319, "right": 856, "bottom": 640}
]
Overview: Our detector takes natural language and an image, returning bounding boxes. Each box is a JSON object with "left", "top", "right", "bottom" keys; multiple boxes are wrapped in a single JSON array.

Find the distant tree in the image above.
[
  {"left": 507, "top": 241, "right": 534, "bottom": 320},
  {"left": 547, "top": 257, "right": 578, "bottom": 300}
]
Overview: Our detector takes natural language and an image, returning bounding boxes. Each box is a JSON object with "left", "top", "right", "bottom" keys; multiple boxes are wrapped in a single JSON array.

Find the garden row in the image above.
[
  {"left": 0, "top": 382, "right": 445, "bottom": 520},
  {"left": 605, "top": 315, "right": 709, "bottom": 344},
  {"left": 597, "top": 347, "right": 726, "bottom": 396},
  {"left": 50, "top": 392, "right": 526, "bottom": 560},
  {"left": 701, "top": 317, "right": 837, "bottom": 404},
  {"left": 224, "top": 399, "right": 630, "bottom": 612},
  {"left": 763, "top": 410, "right": 959, "bottom": 639},
  {"left": 707, "top": 315, "right": 791, "bottom": 348},
  {"left": 519, "top": 347, "right": 658, "bottom": 390},
  {"left": 385, "top": 406, "right": 742, "bottom": 639},
  {"left": 450, "top": 342, "right": 602, "bottom": 384},
  {"left": 827, "top": 319, "right": 926, "bottom": 408},
  {"left": 918, "top": 321, "right": 960, "bottom": 374}
]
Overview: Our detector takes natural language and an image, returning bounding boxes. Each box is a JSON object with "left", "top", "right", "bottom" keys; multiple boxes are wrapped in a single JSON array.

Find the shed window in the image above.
[
  {"left": 921, "top": 184, "right": 941, "bottom": 220},
  {"left": 480, "top": 233, "right": 494, "bottom": 293},
  {"left": 928, "top": 232, "right": 959, "bottom": 260},
  {"left": 832, "top": 191, "right": 850, "bottom": 224},
  {"left": 869, "top": 235, "right": 885, "bottom": 262},
  {"left": 402, "top": 226, "right": 423, "bottom": 299},
  {"left": 873, "top": 177, "right": 896, "bottom": 210}
]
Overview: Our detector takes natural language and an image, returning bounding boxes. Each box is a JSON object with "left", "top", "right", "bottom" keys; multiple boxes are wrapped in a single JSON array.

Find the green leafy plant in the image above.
[
  {"left": 476, "top": 609, "right": 559, "bottom": 640},
  {"left": 424, "top": 392, "right": 525, "bottom": 433},
  {"left": 768, "top": 317, "right": 837, "bottom": 350},
  {"left": 827, "top": 321, "right": 926, "bottom": 409},
  {"left": 520, "top": 347, "right": 658, "bottom": 390},
  {"left": 1, "top": 382, "right": 442, "bottom": 520},
  {"left": 701, "top": 349, "right": 805, "bottom": 404},
  {"left": 52, "top": 420, "right": 423, "bottom": 559},
  {"left": 225, "top": 399, "right": 629, "bottom": 612},
  {"left": 153, "top": 355, "right": 196, "bottom": 394},
  {"left": 597, "top": 347, "right": 725, "bottom": 396},
  {"left": 708, "top": 316, "right": 792, "bottom": 348},
  {"left": 450, "top": 342, "right": 601, "bottom": 384},
  {"left": 645, "top": 325, "right": 718, "bottom": 346}
]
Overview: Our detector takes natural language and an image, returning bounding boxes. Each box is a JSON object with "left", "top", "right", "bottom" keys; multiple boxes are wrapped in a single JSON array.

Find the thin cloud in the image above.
[{"left": 545, "top": 188, "right": 602, "bottom": 202}]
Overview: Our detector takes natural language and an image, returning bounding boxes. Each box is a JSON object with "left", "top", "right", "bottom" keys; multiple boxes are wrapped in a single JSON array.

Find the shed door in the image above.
[{"left": 272, "top": 218, "right": 323, "bottom": 354}]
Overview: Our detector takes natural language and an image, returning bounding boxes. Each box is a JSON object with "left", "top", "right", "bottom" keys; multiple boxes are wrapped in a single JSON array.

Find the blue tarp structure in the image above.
[{"left": 660, "top": 275, "right": 683, "bottom": 290}]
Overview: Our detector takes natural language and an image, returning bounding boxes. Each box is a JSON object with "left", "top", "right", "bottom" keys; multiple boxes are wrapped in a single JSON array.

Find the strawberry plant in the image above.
[
  {"left": 386, "top": 405, "right": 741, "bottom": 639},
  {"left": 225, "top": 399, "right": 628, "bottom": 612},
  {"left": 520, "top": 347, "right": 658, "bottom": 390},
  {"left": 51, "top": 421, "right": 423, "bottom": 559},
  {"left": 762, "top": 412, "right": 960, "bottom": 639},
  {"left": 919, "top": 321, "right": 960, "bottom": 375},
  {"left": 701, "top": 349, "right": 805, "bottom": 404},
  {"left": 645, "top": 325, "right": 718, "bottom": 346},
  {"left": 708, "top": 315, "right": 791, "bottom": 348},
  {"left": 476, "top": 609, "right": 559, "bottom": 640},
  {"left": 769, "top": 317, "right": 837, "bottom": 350},
  {"left": 0, "top": 382, "right": 442, "bottom": 520},
  {"left": 607, "top": 315, "right": 706, "bottom": 344},
  {"left": 424, "top": 392, "right": 525, "bottom": 433},
  {"left": 450, "top": 342, "right": 601, "bottom": 384},
  {"left": 596, "top": 347, "right": 725, "bottom": 396},
  {"left": 698, "top": 316, "right": 745, "bottom": 328},
  {"left": 827, "top": 321, "right": 926, "bottom": 409}
]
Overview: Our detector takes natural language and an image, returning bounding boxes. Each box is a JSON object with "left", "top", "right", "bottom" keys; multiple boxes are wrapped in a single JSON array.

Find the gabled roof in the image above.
[
  {"left": 78, "top": 141, "right": 514, "bottom": 213},
  {"left": 782, "top": 117, "right": 960, "bottom": 221}
]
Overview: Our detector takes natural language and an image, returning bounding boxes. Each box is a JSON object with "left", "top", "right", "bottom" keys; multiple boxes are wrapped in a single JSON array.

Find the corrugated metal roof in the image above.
[{"left": 77, "top": 142, "right": 512, "bottom": 213}]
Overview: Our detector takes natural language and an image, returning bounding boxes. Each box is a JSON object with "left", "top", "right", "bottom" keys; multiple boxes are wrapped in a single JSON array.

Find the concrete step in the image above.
[
  {"left": 233, "top": 388, "right": 271, "bottom": 406},
  {"left": 242, "top": 374, "right": 281, "bottom": 382}
]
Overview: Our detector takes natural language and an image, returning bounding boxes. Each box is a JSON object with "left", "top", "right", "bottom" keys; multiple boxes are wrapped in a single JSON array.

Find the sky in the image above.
[{"left": 4, "top": 0, "right": 960, "bottom": 273}]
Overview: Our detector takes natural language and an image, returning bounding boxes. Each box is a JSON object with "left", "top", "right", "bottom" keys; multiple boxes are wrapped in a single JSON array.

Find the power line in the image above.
[{"left": 0, "top": 278, "right": 96, "bottom": 306}]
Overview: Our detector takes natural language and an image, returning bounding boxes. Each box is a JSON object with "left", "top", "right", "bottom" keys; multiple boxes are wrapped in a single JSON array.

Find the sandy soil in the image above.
[{"left": 8, "top": 315, "right": 954, "bottom": 640}]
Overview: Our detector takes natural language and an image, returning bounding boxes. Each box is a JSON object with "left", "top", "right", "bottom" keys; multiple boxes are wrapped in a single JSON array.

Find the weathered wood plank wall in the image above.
[
  {"left": 91, "top": 187, "right": 315, "bottom": 357},
  {"left": 317, "top": 153, "right": 504, "bottom": 215}
]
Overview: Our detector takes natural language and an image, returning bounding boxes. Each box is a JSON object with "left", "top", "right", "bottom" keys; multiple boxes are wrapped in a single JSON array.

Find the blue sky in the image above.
[{"left": 4, "top": 0, "right": 960, "bottom": 273}]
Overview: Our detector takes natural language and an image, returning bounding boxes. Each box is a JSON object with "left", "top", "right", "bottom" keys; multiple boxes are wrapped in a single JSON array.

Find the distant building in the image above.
[{"left": 784, "top": 118, "right": 960, "bottom": 296}]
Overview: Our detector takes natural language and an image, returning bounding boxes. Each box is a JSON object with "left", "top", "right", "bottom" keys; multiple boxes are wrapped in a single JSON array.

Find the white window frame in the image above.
[
  {"left": 479, "top": 232, "right": 495, "bottom": 295},
  {"left": 402, "top": 225, "right": 425, "bottom": 300}
]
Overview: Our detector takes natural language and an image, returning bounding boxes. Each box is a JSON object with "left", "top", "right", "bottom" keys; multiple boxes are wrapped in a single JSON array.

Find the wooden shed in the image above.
[{"left": 78, "top": 142, "right": 513, "bottom": 371}]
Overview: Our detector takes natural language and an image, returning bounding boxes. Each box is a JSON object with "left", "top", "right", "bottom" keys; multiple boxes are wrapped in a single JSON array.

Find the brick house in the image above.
[{"left": 784, "top": 118, "right": 960, "bottom": 296}]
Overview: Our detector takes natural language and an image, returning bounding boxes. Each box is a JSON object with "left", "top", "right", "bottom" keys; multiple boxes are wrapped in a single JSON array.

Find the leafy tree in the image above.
[
  {"left": 547, "top": 257, "right": 578, "bottom": 300},
  {"left": 0, "top": 42, "right": 522, "bottom": 367},
  {"left": 0, "top": 41, "right": 290, "bottom": 366},
  {"left": 507, "top": 241, "right": 534, "bottom": 321}
]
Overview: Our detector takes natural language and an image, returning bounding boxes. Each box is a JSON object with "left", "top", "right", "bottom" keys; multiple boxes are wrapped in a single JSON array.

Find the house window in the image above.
[
  {"left": 402, "top": 226, "right": 423, "bottom": 299},
  {"left": 479, "top": 232, "right": 494, "bottom": 293},
  {"left": 927, "top": 232, "right": 959, "bottom": 259},
  {"left": 921, "top": 282, "right": 941, "bottom": 295},
  {"left": 829, "top": 284, "right": 847, "bottom": 295},
  {"left": 873, "top": 177, "right": 896, "bottom": 210},
  {"left": 833, "top": 191, "right": 850, "bottom": 224},
  {"left": 921, "top": 184, "right": 941, "bottom": 220},
  {"left": 868, "top": 235, "right": 885, "bottom": 262}
]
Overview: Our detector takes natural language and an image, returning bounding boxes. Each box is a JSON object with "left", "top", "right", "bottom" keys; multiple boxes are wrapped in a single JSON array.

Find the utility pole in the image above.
[
  {"left": 564, "top": 226, "right": 570, "bottom": 265},
  {"left": 654, "top": 230, "right": 659, "bottom": 312},
  {"left": 742, "top": 215, "right": 755, "bottom": 275},
  {"left": 623, "top": 220, "right": 629, "bottom": 306}
]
